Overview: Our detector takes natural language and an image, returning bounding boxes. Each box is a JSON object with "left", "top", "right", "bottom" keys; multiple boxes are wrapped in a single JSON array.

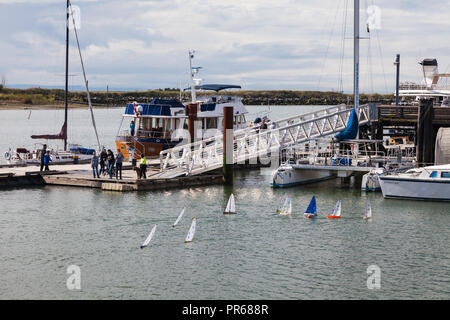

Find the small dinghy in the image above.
[
  {"left": 363, "top": 200, "right": 372, "bottom": 220},
  {"left": 184, "top": 217, "right": 197, "bottom": 243},
  {"left": 223, "top": 193, "right": 236, "bottom": 214},
  {"left": 173, "top": 207, "right": 186, "bottom": 227},
  {"left": 327, "top": 200, "right": 342, "bottom": 219},
  {"left": 279, "top": 198, "right": 292, "bottom": 215},
  {"left": 304, "top": 196, "right": 317, "bottom": 219},
  {"left": 276, "top": 193, "right": 288, "bottom": 214},
  {"left": 140, "top": 224, "right": 157, "bottom": 249}
]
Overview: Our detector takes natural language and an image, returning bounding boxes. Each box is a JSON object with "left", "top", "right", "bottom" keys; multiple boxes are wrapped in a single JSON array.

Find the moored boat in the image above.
[{"left": 379, "top": 164, "right": 450, "bottom": 201}]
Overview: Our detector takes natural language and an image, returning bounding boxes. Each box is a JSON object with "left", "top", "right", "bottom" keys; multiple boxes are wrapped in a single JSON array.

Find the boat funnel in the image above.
[{"left": 419, "top": 58, "right": 438, "bottom": 88}]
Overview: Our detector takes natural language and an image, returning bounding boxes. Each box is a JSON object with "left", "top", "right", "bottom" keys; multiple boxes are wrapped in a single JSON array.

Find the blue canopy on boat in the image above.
[
  {"left": 305, "top": 196, "right": 317, "bottom": 214},
  {"left": 335, "top": 109, "right": 359, "bottom": 142},
  {"left": 124, "top": 98, "right": 185, "bottom": 116},
  {"left": 183, "top": 84, "right": 242, "bottom": 92}
]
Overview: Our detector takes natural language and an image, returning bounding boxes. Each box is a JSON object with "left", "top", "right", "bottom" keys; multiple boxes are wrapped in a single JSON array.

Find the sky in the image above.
[{"left": 0, "top": 0, "right": 449, "bottom": 93}]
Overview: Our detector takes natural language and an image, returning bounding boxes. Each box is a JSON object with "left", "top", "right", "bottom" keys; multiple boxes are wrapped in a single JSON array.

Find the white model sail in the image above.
[
  {"left": 277, "top": 193, "right": 288, "bottom": 213},
  {"left": 224, "top": 194, "right": 236, "bottom": 214},
  {"left": 173, "top": 207, "right": 186, "bottom": 227},
  {"left": 280, "top": 198, "right": 292, "bottom": 215},
  {"left": 364, "top": 200, "right": 372, "bottom": 220},
  {"left": 332, "top": 200, "right": 341, "bottom": 217},
  {"left": 184, "top": 217, "right": 197, "bottom": 243},
  {"left": 140, "top": 224, "right": 157, "bottom": 249}
]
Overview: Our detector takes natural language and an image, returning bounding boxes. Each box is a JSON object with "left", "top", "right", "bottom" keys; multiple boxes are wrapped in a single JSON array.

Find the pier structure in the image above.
[
  {"left": 0, "top": 163, "right": 222, "bottom": 191},
  {"left": 156, "top": 104, "right": 371, "bottom": 179}
]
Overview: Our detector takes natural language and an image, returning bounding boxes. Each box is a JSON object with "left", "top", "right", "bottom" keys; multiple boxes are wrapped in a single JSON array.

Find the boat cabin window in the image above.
[
  {"left": 206, "top": 117, "right": 218, "bottom": 129},
  {"left": 441, "top": 172, "right": 450, "bottom": 178},
  {"left": 429, "top": 171, "right": 438, "bottom": 178}
]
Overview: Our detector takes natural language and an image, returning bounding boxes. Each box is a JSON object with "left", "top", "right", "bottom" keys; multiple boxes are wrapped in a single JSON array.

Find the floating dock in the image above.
[{"left": 0, "top": 163, "right": 223, "bottom": 191}]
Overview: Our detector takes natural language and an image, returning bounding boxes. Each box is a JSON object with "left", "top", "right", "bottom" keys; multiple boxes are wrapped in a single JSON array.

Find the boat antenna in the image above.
[
  {"left": 68, "top": 1, "right": 101, "bottom": 151},
  {"left": 64, "top": 0, "right": 69, "bottom": 151}
]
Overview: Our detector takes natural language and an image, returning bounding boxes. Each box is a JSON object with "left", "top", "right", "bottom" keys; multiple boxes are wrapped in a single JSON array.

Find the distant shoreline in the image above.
[{"left": 0, "top": 87, "right": 401, "bottom": 109}]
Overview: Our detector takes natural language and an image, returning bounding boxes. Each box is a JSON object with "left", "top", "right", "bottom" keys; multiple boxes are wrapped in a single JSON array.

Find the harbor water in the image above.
[{"left": 0, "top": 106, "right": 449, "bottom": 299}]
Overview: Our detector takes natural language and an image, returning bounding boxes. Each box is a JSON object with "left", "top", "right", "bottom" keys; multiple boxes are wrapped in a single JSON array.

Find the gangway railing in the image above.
[{"left": 155, "top": 104, "right": 371, "bottom": 178}]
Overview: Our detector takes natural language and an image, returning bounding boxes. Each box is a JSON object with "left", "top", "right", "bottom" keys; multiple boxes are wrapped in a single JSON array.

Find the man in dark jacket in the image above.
[
  {"left": 99, "top": 148, "right": 107, "bottom": 176},
  {"left": 115, "top": 149, "right": 124, "bottom": 179},
  {"left": 107, "top": 149, "right": 115, "bottom": 179}
]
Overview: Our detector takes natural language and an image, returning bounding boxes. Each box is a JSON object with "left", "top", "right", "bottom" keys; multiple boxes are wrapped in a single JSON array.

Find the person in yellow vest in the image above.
[{"left": 139, "top": 153, "right": 147, "bottom": 179}]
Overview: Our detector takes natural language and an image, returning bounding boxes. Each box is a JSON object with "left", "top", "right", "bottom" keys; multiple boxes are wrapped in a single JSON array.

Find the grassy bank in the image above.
[{"left": 0, "top": 86, "right": 399, "bottom": 109}]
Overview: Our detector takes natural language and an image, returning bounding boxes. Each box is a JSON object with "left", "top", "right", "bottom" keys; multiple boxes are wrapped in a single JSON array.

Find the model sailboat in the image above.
[
  {"left": 363, "top": 200, "right": 372, "bottom": 220},
  {"left": 173, "top": 207, "right": 186, "bottom": 227},
  {"left": 140, "top": 225, "right": 157, "bottom": 249},
  {"left": 184, "top": 217, "right": 197, "bottom": 243},
  {"left": 279, "top": 198, "right": 292, "bottom": 215},
  {"left": 223, "top": 194, "right": 236, "bottom": 214},
  {"left": 305, "top": 196, "right": 317, "bottom": 218},
  {"left": 327, "top": 200, "right": 342, "bottom": 219},
  {"left": 276, "top": 193, "right": 288, "bottom": 214}
]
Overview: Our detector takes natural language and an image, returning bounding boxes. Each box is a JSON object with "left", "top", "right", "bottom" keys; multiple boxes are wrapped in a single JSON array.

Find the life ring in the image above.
[{"left": 4, "top": 151, "right": 11, "bottom": 160}]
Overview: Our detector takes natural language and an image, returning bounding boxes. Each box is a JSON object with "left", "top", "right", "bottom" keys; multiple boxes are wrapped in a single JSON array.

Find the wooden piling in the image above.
[
  {"left": 187, "top": 103, "right": 198, "bottom": 145},
  {"left": 416, "top": 99, "right": 434, "bottom": 165},
  {"left": 223, "top": 106, "right": 234, "bottom": 185}
]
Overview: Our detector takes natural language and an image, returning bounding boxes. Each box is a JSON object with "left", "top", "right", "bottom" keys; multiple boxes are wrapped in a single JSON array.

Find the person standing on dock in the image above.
[
  {"left": 130, "top": 120, "right": 135, "bottom": 136},
  {"left": 99, "top": 148, "right": 107, "bottom": 176},
  {"left": 116, "top": 149, "right": 124, "bottom": 180},
  {"left": 39, "top": 144, "right": 47, "bottom": 171},
  {"left": 107, "top": 149, "right": 115, "bottom": 179},
  {"left": 91, "top": 152, "right": 99, "bottom": 178},
  {"left": 43, "top": 151, "right": 51, "bottom": 171},
  {"left": 139, "top": 153, "right": 147, "bottom": 179}
]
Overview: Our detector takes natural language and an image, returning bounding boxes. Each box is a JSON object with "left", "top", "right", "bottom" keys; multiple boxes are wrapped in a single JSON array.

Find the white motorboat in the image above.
[
  {"left": 4, "top": 143, "right": 95, "bottom": 165},
  {"left": 270, "top": 162, "right": 335, "bottom": 187},
  {"left": 379, "top": 164, "right": 450, "bottom": 201}
]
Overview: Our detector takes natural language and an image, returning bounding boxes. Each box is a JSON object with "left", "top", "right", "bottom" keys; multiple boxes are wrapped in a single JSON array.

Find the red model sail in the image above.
[{"left": 31, "top": 122, "right": 67, "bottom": 140}]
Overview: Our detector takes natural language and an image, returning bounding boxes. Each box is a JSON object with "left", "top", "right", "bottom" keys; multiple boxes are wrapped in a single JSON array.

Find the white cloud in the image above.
[{"left": 1, "top": 0, "right": 450, "bottom": 92}]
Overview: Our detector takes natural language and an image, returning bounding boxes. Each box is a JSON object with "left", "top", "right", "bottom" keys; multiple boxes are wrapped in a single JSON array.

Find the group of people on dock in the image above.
[
  {"left": 90, "top": 148, "right": 148, "bottom": 180},
  {"left": 91, "top": 148, "right": 124, "bottom": 179}
]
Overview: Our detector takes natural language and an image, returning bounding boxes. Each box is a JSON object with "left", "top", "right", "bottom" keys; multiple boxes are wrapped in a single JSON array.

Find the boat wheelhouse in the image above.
[
  {"left": 115, "top": 94, "right": 249, "bottom": 159},
  {"left": 115, "top": 98, "right": 186, "bottom": 159}
]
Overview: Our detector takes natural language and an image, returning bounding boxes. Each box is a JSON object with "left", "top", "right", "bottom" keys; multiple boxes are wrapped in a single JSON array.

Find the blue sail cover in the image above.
[
  {"left": 124, "top": 99, "right": 185, "bottom": 116},
  {"left": 305, "top": 196, "right": 317, "bottom": 214},
  {"left": 335, "top": 109, "right": 359, "bottom": 142}
]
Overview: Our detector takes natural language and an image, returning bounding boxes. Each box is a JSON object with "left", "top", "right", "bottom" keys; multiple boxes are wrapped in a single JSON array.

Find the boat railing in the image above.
[{"left": 118, "top": 129, "right": 172, "bottom": 139}]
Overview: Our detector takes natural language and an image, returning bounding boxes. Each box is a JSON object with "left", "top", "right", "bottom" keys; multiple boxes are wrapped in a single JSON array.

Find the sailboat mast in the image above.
[
  {"left": 64, "top": 0, "right": 69, "bottom": 151},
  {"left": 353, "top": 0, "right": 359, "bottom": 110},
  {"left": 189, "top": 51, "right": 196, "bottom": 103}
]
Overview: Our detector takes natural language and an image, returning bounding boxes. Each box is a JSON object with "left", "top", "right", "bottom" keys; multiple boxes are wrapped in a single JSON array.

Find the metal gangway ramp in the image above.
[{"left": 154, "top": 104, "right": 371, "bottom": 179}]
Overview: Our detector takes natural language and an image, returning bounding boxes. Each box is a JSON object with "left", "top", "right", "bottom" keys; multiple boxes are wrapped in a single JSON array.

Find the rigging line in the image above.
[
  {"left": 364, "top": 0, "right": 374, "bottom": 94},
  {"left": 338, "top": 0, "right": 349, "bottom": 93},
  {"left": 68, "top": 0, "right": 101, "bottom": 151},
  {"left": 370, "top": 0, "right": 388, "bottom": 93},
  {"left": 316, "top": 0, "right": 344, "bottom": 91}
]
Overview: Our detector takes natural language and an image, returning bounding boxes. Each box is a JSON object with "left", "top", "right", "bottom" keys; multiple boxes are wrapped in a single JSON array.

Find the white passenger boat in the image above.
[
  {"left": 115, "top": 51, "right": 257, "bottom": 159},
  {"left": 379, "top": 164, "right": 450, "bottom": 201}
]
